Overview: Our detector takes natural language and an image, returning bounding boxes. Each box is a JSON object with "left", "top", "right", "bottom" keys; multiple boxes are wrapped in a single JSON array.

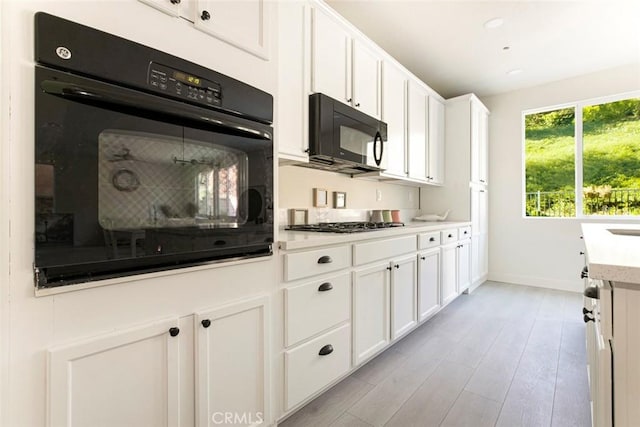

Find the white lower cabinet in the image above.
[
  {"left": 48, "top": 296, "right": 271, "bottom": 427},
  {"left": 441, "top": 242, "right": 458, "bottom": 306},
  {"left": 284, "top": 324, "right": 351, "bottom": 410},
  {"left": 391, "top": 255, "right": 418, "bottom": 340},
  {"left": 48, "top": 317, "right": 182, "bottom": 427},
  {"left": 352, "top": 262, "right": 391, "bottom": 365},
  {"left": 418, "top": 248, "right": 441, "bottom": 322},
  {"left": 457, "top": 238, "right": 471, "bottom": 294},
  {"left": 195, "top": 296, "right": 270, "bottom": 427}
]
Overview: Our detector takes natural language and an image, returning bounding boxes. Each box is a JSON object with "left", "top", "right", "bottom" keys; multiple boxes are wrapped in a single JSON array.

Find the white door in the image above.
[
  {"left": 391, "top": 255, "right": 418, "bottom": 340},
  {"left": 381, "top": 60, "right": 407, "bottom": 177},
  {"left": 47, "top": 317, "right": 181, "bottom": 427},
  {"left": 418, "top": 248, "right": 441, "bottom": 322},
  {"left": 457, "top": 240, "right": 471, "bottom": 294},
  {"left": 311, "top": 6, "right": 351, "bottom": 104},
  {"left": 428, "top": 96, "right": 445, "bottom": 184},
  {"left": 352, "top": 38, "right": 381, "bottom": 118},
  {"left": 195, "top": 295, "right": 269, "bottom": 427},
  {"left": 470, "top": 100, "right": 489, "bottom": 184},
  {"left": 352, "top": 263, "right": 390, "bottom": 365},
  {"left": 407, "top": 79, "right": 428, "bottom": 182},
  {"left": 441, "top": 243, "right": 458, "bottom": 306},
  {"left": 193, "top": 0, "right": 270, "bottom": 59}
]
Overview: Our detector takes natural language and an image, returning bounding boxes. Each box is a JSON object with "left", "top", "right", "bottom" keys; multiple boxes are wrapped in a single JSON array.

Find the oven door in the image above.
[{"left": 35, "top": 66, "right": 273, "bottom": 287}]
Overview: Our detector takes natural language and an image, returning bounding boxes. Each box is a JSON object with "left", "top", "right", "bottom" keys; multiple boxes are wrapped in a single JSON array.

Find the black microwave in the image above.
[{"left": 308, "top": 93, "right": 387, "bottom": 175}]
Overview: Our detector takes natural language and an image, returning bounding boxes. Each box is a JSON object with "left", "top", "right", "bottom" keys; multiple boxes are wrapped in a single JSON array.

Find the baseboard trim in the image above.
[{"left": 487, "top": 273, "right": 582, "bottom": 293}]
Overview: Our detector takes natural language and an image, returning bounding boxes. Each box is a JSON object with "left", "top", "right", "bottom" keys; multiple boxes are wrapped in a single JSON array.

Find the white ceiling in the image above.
[{"left": 324, "top": 0, "right": 640, "bottom": 99}]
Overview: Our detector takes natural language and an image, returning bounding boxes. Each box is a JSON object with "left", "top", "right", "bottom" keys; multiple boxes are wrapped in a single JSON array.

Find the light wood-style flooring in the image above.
[{"left": 279, "top": 281, "right": 591, "bottom": 427}]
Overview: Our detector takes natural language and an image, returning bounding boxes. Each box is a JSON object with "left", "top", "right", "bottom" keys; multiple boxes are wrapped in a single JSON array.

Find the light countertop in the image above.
[
  {"left": 278, "top": 221, "right": 471, "bottom": 251},
  {"left": 582, "top": 223, "right": 640, "bottom": 284}
]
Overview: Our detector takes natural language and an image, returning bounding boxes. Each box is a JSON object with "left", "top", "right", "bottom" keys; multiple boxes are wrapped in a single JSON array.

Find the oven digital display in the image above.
[{"left": 173, "top": 71, "right": 202, "bottom": 87}]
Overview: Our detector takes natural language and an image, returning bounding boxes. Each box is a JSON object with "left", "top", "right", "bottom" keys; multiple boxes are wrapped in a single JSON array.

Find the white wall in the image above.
[
  {"left": 484, "top": 63, "right": 640, "bottom": 293},
  {"left": 278, "top": 165, "right": 420, "bottom": 214}
]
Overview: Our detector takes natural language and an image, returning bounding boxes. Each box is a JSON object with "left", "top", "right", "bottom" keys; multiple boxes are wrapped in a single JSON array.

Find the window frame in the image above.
[{"left": 521, "top": 90, "right": 640, "bottom": 219}]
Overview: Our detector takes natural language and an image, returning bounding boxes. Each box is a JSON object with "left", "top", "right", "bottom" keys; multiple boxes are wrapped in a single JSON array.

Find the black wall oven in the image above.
[{"left": 34, "top": 13, "right": 274, "bottom": 288}]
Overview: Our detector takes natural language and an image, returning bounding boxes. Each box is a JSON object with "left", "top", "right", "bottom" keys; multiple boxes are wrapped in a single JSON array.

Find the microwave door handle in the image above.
[
  {"left": 40, "top": 79, "right": 272, "bottom": 141},
  {"left": 373, "top": 131, "right": 383, "bottom": 166}
]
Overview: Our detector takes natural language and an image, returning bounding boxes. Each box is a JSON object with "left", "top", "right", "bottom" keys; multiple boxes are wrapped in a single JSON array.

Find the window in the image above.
[{"left": 524, "top": 93, "right": 640, "bottom": 217}]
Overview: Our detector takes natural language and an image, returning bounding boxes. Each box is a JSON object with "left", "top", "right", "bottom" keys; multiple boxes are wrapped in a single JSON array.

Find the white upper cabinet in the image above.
[
  {"left": 193, "top": 0, "right": 270, "bottom": 60},
  {"left": 351, "top": 38, "right": 381, "bottom": 118},
  {"left": 381, "top": 60, "right": 408, "bottom": 178},
  {"left": 311, "top": 6, "right": 381, "bottom": 118},
  {"left": 312, "top": 6, "right": 352, "bottom": 105},
  {"left": 428, "top": 96, "right": 445, "bottom": 184},
  {"left": 471, "top": 99, "right": 489, "bottom": 185},
  {"left": 407, "top": 79, "right": 429, "bottom": 182}
]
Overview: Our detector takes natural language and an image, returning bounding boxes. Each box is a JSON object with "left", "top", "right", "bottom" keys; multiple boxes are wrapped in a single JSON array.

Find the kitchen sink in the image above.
[{"left": 607, "top": 228, "right": 640, "bottom": 236}]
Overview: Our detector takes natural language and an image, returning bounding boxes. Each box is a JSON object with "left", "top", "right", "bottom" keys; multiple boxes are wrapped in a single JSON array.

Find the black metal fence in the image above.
[{"left": 525, "top": 188, "right": 640, "bottom": 217}]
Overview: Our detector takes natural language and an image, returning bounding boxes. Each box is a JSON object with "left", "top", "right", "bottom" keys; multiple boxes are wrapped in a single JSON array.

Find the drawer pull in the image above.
[
  {"left": 463, "top": 230, "right": 468, "bottom": 235},
  {"left": 421, "top": 256, "right": 426, "bottom": 260},
  {"left": 201, "top": 319, "right": 211, "bottom": 328},
  {"left": 169, "top": 327, "right": 180, "bottom": 337},
  {"left": 318, "top": 344, "right": 334, "bottom": 356},
  {"left": 582, "top": 307, "right": 593, "bottom": 316},
  {"left": 317, "top": 255, "right": 333, "bottom": 264},
  {"left": 580, "top": 266, "right": 589, "bottom": 279},
  {"left": 448, "top": 234, "right": 453, "bottom": 238},
  {"left": 584, "top": 286, "right": 599, "bottom": 299},
  {"left": 318, "top": 282, "right": 333, "bottom": 292},
  {"left": 583, "top": 314, "right": 595, "bottom": 323},
  {"left": 429, "top": 237, "right": 435, "bottom": 242}
]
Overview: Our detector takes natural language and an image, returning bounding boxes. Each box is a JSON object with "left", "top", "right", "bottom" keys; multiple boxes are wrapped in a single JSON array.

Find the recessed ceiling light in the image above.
[
  {"left": 507, "top": 69, "right": 523, "bottom": 76},
  {"left": 484, "top": 18, "right": 504, "bottom": 29}
]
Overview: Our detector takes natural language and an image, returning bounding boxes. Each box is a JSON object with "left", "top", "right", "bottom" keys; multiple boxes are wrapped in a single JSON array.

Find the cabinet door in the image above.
[
  {"left": 312, "top": 6, "right": 351, "bottom": 105},
  {"left": 407, "top": 80, "right": 428, "bottom": 182},
  {"left": 138, "top": 0, "right": 181, "bottom": 17},
  {"left": 195, "top": 296, "right": 269, "bottom": 427},
  {"left": 381, "top": 60, "right": 407, "bottom": 177},
  {"left": 457, "top": 240, "right": 471, "bottom": 294},
  {"left": 391, "top": 255, "right": 418, "bottom": 340},
  {"left": 352, "top": 38, "right": 381, "bottom": 118},
  {"left": 428, "top": 96, "right": 445, "bottom": 184},
  {"left": 193, "top": 0, "right": 270, "bottom": 60},
  {"left": 352, "top": 263, "right": 390, "bottom": 365},
  {"left": 277, "top": 0, "right": 311, "bottom": 161},
  {"left": 48, "top": 318, "right": 181, "bottom": 427},
  {"left": 441, "top": 243, "right": 458, "bottom": 306},
  {"left": 471, "top": 100, "right": 489, "bottom": 184},
  {"left": 418, "top": 249, "right": 441, "bottom": 322}
]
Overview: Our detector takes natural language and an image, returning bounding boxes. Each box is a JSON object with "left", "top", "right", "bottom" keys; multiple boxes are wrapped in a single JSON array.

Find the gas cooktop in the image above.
[{"left": 286, "top": 222, "right": 405, "bottom": 233}]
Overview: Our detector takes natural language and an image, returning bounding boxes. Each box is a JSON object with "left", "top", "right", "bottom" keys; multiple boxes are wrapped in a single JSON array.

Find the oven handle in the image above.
[{"left": 40, "top": 79, "right": 272, "bottom": 141}]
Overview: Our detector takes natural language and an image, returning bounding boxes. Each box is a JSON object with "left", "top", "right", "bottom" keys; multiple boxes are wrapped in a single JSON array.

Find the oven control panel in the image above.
[{"left": 148, "top": 62, "right": 222, "bottom": 108}]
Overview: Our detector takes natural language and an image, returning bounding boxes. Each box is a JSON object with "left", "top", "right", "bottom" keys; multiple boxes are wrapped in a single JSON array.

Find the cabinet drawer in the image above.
[
  {"left": 284, "top": 245, "right": 351, "bottom": 281},
  {"left": 284, "top": 274, "right": 350, "bottom": 347},
  {"left": 441, "top": 228, "right": 458, "bottom": 243},
  {"left": 458, "top": 226, "right": 472, "bottom": 239},
  {"left": 353, "top": 235, "right": 416, "bottom": 266},
  {"left": 285, "top": 324, "right": 351, "bottom": 410},
  {"left": 418, "top": 231, "right": 441, "bottom": 249}
]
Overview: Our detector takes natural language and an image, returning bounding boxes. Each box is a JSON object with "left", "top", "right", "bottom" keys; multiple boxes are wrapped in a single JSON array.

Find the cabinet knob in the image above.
[
  {"left": 355, "top": 103, "right": 361, "bottom": 107},
  {"left": 318, "top": 282, "right": 333, "bottom": 292},
  {"left": 318, "top": 344, "right": 334, "bottom": 356},
  {"left": 386, "top": 266, "right": 392, "bottom": 271},
  {"left": 480, "top": 179, "right": 486, "bottom": 183},
  {"left": 448, "top": 234, "right": 453, "bottom": 238},
  {"left": 421, "top": 256, "right": 426, "bottom": 260},
  {"left": 429, "top": 237, "right": 435, "bottom": 242},
  {"left": 201, "top": 319, "right": 211, "bottom": 328},
  {"left": 346, "top": 98, "right": 352, "bottom": 103},
  {"left": 201, "top": 10, "right": 211, "bottom": 20},
  {"left": 169, "top": 327, "right": 180, "bottom": 337},
  {"left": 582, "top": 307, "right": 593, "bottom": 316},
  {"left": 464, "top": 231, "right": 468, "bottom": 235},
  {"left": 580, "top": 266, "right": 589, "bottom": 279},
  {"left": 170, "top": 0, "right": 181, "bottom": 4},
  {"left": 317, "top": 255, "right": 333, "bottom": 264},
  {"left": 395, "top": 264, "right": 400, "bottom": 269},
  {"left": 583, "top": 314, "right": 595, "bottom": 323},
  {"left": 579, "top": 251, "right": 585, "bottom": 255}
]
